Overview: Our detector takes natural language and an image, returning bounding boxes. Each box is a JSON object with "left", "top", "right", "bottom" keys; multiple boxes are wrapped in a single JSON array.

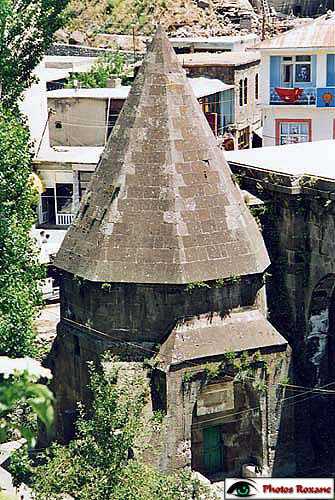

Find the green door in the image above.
[{"left": 203, "top": 426, "right": 223, "bottom": 473}]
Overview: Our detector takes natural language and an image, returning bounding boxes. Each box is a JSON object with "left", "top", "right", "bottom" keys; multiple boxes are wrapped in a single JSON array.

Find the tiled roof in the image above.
[{"left": 54, "top": 25, "right": 269, "bottom": 284}]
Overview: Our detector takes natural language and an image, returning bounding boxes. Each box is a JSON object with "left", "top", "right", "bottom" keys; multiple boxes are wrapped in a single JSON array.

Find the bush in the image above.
[
  {"left": 30, "top": 363, "right": 215, "bottom": 500},
  {"left": 66, "top": 50, "right": 131, "bottom": 88}
]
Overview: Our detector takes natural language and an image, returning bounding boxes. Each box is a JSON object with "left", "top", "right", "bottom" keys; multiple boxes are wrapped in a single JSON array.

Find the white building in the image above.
[
  {"left": 169, "top": 34, "right": 260, "bottom": 54},
  {"left": 226, "top": 139, "right": 335, "bottom": 178},
  {"left": 257, "top": 11, "right": 335, "bottom": 146},
  {"left": 46, "top": 78, "right": 234, "bottom": 149}
]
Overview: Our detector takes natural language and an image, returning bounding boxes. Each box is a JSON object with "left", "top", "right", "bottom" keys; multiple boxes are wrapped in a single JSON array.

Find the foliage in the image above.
[
  {"left": 181, "top": 371, "right": 195, "bottom": 383},
  {"left": 299, "top": 175, "right": 317, "bottom": 189},
  {"left": 204, "top": 362, "right": 220, "bottom": 380},
  {"left": 0, "top": 107, "right": 44, "bottom": 357},
  {"left": 66, "top": 51, "right": 131, "bottom": 88},
  {"left": 0, "top": 357, "right": 54, "bottom": 445},
  {"left": 29, "top": 363, "right": 214, "bottom": 500},
  {"left": 8, "top": 445, "right": 33, "bottom": 488},
  {"left": 254, "top": 380, "right": 267, "bottom": 394},
  {"left": 101, "top": 282, "right": 112, "bottom": 292},
  {"left": 0, "top": 0, "right": 70, "bottom": 109},
  {"left": 184, "top": 281, "right": 211, "bottom": 292},
  {"left": 223, "top": 351, "right": 236, "bottom": 363},
  {"left": 66, "top": 0, "right": 158, "bottom": 35},
  {"left": 279, "top": 377, "right": 289, "bottom": 386},
  {"left": 215, "top": 276, "right": 241, "bottom": 287}
]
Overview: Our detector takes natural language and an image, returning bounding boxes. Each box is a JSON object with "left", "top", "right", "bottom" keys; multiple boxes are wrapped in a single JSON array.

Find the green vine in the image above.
[
  {"left": 101, "top": 283, "right": 112, "bottom": 292},
  {"left": 185, "top": 281, "right": 211, "bottom": 292}
]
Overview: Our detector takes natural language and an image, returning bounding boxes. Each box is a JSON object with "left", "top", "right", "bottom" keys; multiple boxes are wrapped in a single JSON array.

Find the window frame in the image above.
[
  {"left": 275, "top": 118, "right": 312, "bottom": 145},
  {"left": 239, "top": 79, "right": 243, "bottom": 107},
  {"left": 244, "top": 78, "right": 248, "bottom": 105},
  {"left": 281, "top": 55, "right": 312, "bottom": 86}
]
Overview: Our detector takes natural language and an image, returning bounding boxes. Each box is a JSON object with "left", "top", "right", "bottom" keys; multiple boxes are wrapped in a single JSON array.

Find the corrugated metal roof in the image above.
[
  {"left": 178, "top": 51, "right": 260, "bottom": 66},
  {"left": 255, "top": 12, "right": 335, "bottom": 50}
]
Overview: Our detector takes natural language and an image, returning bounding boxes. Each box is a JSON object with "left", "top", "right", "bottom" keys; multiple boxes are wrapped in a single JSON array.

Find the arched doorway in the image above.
[
  {"left": 304, "top": 274, "right": 335, "bottom": 467},
  {"left": 191, "top": 380, "right": 264, "bottom": 478},
  {"left": 307, "top": 274, "right": 335, "bottom": 386}
]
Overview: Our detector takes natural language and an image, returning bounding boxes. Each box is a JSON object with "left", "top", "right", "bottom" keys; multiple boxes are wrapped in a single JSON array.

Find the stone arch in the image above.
[
  {"left": 307, "top": 274, "right": 335, "bottom": 386},
  {"left": 191, "top": 379, "right": 264, "bottom": 478}
]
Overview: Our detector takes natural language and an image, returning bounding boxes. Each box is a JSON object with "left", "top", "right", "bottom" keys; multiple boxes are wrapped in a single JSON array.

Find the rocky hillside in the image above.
[{"left": 60, "top": 0, "right": 272, "bottom": 47}]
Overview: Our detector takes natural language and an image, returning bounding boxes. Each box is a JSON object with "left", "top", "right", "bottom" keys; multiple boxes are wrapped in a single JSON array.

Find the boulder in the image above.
[
  {"left": 69, "top": 31, "right": 85, "bottom": 45},
  {"left": 197, "top": 0, "right": 210, "bottom": 7},
  {"left": 94, "top": 33, "right": 147, "bottom": 51},
  {"left": 55, "top": 29, "right": 69, "bottom": 43}
]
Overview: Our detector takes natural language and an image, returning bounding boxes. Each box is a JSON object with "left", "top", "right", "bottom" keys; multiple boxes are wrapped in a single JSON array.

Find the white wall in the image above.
[
  {"left": 20, "top": 61, "right": 50, "bottom": 154},
  {"left": 262, "top": 107, "right": 335, "bottom": 146},
  {"left": 48, "top": 97, "right": 108, "bottom": 147}
]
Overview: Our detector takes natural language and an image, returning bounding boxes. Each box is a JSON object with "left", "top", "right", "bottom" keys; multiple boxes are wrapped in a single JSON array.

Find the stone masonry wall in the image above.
[
  {"left": 229, "top": 166, "right": 335, "bottom": 474},
  {"left": 158, "top": 348, "right": 294, "bottom": 476},
  {"left": 59, "top": 272, "right": 265, "bottom": 344}
]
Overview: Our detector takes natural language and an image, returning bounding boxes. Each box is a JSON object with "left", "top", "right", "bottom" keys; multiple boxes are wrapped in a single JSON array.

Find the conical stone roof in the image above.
[{"left": 54, "top": 25, "right": 269, "bottom": 284}]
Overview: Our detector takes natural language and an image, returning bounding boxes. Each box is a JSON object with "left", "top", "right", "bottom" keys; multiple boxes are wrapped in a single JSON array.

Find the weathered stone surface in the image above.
[
  {"left": 69, "top": 31, "right": 85, "bottom": 45},
  {"left": 55, "top": 25, "right": 269, "bottom": 284},
  {"left": 94, "top": 33, "right": 147, "bottom": 51},
  {"left": 197, "top": 0, "right": 210, "bottom": 8},
  {"left": 54, "top": 29, "right": 69, "bottom": 44}
]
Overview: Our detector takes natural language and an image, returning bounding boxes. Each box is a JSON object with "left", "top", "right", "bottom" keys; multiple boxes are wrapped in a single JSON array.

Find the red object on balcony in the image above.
[{"left": 275, "top": 87, "right": 303, "bottom": 104}]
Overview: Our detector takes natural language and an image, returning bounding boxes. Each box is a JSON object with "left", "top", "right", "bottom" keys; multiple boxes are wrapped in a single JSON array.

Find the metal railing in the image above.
[
  {"left": 270, "top": 86, "right": 316, "bottom": 105},
  {"left": 56, "top": 213, "right": 75, "bottom": 226}
]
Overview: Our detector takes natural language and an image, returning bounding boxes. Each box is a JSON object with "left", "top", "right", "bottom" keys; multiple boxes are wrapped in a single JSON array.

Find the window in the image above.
[
  {"left": 276, "top": 119, "right": 311, "bottom": 145},
  {"left": 255, "top": 73, "right": 259, "bottom": 100},
  {"left": 238, "top": 126, "right": 250, "bottom": 149},
  {"left": 281, "top": 55, "right": 312, "bottom": 86},
  {"left": 239, "top": 79, "right": 243, "bottom": 106},
  {"left": 244, "top": 78, "right": 248, "bottom": 104},
  {"left": 56, "top": 183, "right": 73, "bottom": 214}
]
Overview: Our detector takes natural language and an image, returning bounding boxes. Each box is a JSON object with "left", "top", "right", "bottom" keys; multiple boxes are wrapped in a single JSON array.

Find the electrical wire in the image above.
[
  {"left": 62, "top": 315, "right": 335, "bottom": 399},
  {"left": 63, "top": 312, "right": 335, "bottom": 434}
]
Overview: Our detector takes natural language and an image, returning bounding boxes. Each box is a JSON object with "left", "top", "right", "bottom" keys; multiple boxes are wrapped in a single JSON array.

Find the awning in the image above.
[{"left": 253, "top": 126, "right": 263, "bottom": 139}]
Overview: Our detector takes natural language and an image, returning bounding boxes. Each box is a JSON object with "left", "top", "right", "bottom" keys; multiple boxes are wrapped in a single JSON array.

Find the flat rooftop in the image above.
[
  {"left": 226, "top": 140, "right": 335, "bottom": 181},
  {"left": 35, "top": 146, "right": 104, "bottom": 164},
  {"left": 178, "top": 51, "right": 260, "bottom": 67},
  {"left": 47, "top": 77, "right": 233, "bottom": 100}
]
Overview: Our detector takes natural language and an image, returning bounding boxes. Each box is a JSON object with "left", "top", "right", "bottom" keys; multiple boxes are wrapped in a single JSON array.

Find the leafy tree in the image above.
[
  {"left": 0, "top": 356, "right": 54, "bottom": 444},
  {"left": 0, "top": 106, "right": 44, "bottom": 357},
  {"left": 66, "top": 50, "right": 131, "bottom": 88},
  {"left": 0, "top": 0, "right": 70, "bottom": 109},
  {"left": 27, "top": 363, "right": 215, "bottom": 500}
]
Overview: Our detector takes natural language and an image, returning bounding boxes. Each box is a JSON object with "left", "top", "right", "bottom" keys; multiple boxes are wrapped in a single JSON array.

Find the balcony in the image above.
[
  {"left": 56, "top": 213, "right": 75, "bottom": 226},
  {"left": 270, "top": 86, "right": 316, "bottom": 105}
]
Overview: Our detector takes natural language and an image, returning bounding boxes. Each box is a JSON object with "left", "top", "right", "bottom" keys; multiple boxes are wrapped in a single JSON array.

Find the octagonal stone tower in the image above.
[{"left": 48, "top": 26, "right": 294, "bottom": 476}]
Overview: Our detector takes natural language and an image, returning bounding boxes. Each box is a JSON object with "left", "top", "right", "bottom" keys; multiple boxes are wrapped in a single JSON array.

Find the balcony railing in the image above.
[
  {"left": 270, "top": 86, "right": 316, "bottom": 105},
  {"left": 56, "top": 213, "right": 75, "bottom": 226}
]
